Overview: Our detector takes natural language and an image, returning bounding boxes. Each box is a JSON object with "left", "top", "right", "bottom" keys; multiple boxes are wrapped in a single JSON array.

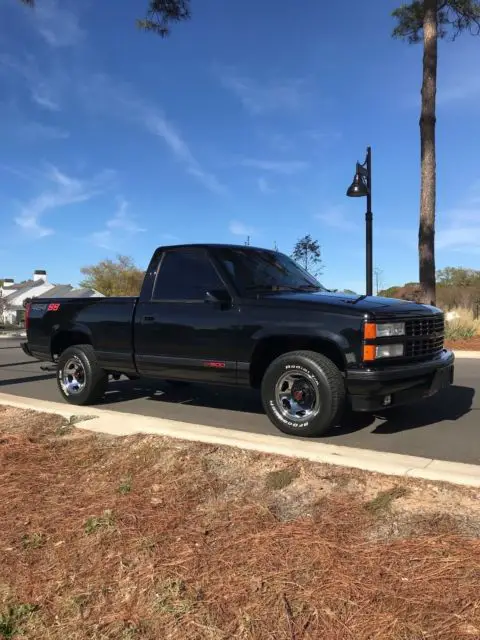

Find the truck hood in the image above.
[{"left": 262, "top": 290, "right": 441, "bottom": 317}]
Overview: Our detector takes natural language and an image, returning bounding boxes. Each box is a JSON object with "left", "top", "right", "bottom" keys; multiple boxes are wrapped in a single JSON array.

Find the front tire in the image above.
[
  {"left": 261, "top": 350, "right": 345, "bottom": 437},
  {"left": 56, "top": 344, "right": 108, "bottom": 405}
]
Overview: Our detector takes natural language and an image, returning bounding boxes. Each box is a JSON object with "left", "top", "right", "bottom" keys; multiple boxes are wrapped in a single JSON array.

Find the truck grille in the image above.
[{"left": 405, "top": 315, "right": 444, "bottom": 357}]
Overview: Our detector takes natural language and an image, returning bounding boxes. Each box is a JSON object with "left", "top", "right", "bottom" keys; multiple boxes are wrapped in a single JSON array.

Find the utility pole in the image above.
[{"left": 245, "top": 236, "right": 250, "bottom": 246}]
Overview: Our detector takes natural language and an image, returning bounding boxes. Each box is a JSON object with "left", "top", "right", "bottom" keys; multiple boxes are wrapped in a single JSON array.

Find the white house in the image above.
[{"left": 1, "top": 270, "right": 103, "bottom": 326}]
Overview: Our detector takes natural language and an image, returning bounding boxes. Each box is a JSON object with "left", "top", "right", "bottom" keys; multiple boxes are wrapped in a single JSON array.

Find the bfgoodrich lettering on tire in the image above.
[
  {"left": 260, "top": 350, "right": 346, "bottom": 437},
  {"left": 56, "top": 344, "right": 108, "bottom": 406}
]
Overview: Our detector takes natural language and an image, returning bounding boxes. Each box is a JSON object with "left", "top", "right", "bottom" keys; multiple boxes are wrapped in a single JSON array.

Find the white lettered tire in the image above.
[{"left": 261, "top": 350, "right": 345, "bottom": 437}]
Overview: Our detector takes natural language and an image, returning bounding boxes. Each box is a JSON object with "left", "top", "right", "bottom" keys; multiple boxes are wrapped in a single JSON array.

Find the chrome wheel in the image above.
[
  {"left": 60, "top": 356, "right": 86, "bottom": 395},
  {"left": 274, "top": 371, "right": 320, "bottom": 422}
]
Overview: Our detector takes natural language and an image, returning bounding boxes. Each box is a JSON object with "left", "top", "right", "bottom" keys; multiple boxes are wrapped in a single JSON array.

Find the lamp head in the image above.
[{"left": 346, "top": 173, "right": 368, "bottom": 198}]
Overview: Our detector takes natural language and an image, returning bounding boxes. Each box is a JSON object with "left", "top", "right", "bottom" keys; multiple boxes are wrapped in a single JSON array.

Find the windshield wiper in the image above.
[
  {"left": 346, "top": 294, "right": 368, "bottom": 304},
  {"left": 295, "top": 284, "right": 323, "bottom": 291},
  {"left": 245, "top": 284, "right": 309, "bottom": 292}
]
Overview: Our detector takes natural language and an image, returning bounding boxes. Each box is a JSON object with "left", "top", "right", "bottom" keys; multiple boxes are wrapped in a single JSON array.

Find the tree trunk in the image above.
[{"left": 418, "top": 0, "right": 438, "bottom": 306}]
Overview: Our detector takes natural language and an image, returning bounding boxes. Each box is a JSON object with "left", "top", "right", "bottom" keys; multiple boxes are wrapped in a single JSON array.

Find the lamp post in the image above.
[{"left": 346, "top": 146, "right": 373, "bottom": 296}]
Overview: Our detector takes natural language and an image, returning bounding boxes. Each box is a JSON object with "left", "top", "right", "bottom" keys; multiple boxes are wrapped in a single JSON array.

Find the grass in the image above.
[
  {"left": 0, "top": 604, "right": 37, "bottom": 639},
  {"left": 1, "top": 406, "right": 480, "bottom": 639},
  {"left": 118, "top": 476, "right": 132, "bottom": 495},
  {"left": 364, "top": 486, "right": 409, "bottom": 515},
  {"left": 84, "top": 510, "right": 115, "bottom": 535},
  {"left": 265, "top": 466, "right": 299, "bottom": 490},
  {"left": 21, "top": 532, "right": 46, "bottom": 550},
  {"left": 154, "top": 579, "right": 196, "bottom": 617}
]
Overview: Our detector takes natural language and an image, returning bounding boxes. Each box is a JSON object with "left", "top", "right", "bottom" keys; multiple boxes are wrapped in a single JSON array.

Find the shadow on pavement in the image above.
[
  {"left": 0, "top": 373, "right": 56, "bottom": 387},
  {"left": 332, "top": 384, "right": 476, "bottom": 436},
  {"left": 0, "top": 360, "right": 37, "bottom": 368},
  {"left": 98, "top": 380, "right": 476, "bottom": 434},
  {"left": 99, "top": 379, "right": 264, "bottom": 414}
]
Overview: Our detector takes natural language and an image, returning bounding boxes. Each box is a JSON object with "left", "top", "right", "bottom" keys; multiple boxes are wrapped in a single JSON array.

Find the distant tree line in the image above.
[{"left": 379, "top": 267, "right": 480, "bottom": 311}]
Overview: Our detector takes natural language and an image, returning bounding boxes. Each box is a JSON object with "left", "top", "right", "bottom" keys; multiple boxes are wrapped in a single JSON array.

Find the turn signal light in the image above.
[{"left": 363, "top": 323, "right": 377, "bottom": 339}]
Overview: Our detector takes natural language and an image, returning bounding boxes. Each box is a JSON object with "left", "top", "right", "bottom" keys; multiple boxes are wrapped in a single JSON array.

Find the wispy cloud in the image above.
[
  {"left": 257, "top": 177, "right": 274, "bottom": 194},
  {"left": 31, "top": 89, "right": 60, "bottom": 111},
  {"left": 79, "top": 74, "right": 227, "bottom": 194},
  {"left": 262, "top": 129, "right": 342, "bottom": 153},
  {"left": 3, "top": 56, "right": 225, "bottom": 193},
  {"left": 14, "top": 164, "right": 112, "bottom": 238},
  {"left": 91, "top": 197, "right": 146, "bottom": 250},
  {"left": 26, "top": 0, "right": 85, "bottom": 48},
  {"left": 219, "top": 68, "right": 310, "bottom": 115},
  {"left": 0, "top": 53, "right": 63, "bottom": 111},
  {"left": 435, "top": 182, "right": 480, "bottom": 253},
  {"left": 315, "top": 207, "right": 359, "bottom": 232},
  {"left": 17, "top": 121, "right": 69, "bottom": 141},
  {"left": 241, "top": 158, "right": 309, "bottom": 175},
  {"left": 437, "top": 210, "right": 480, "bottom": 252},
  {"left": 229, "top": 220, "right": 257, "bottom": 238},
  {"left": 160, "top": 233, "right": 181, "bottom": 243}
]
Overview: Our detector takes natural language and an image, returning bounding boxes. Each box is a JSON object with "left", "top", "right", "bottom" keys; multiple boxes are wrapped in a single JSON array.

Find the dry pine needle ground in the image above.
[{"left": 0, "top": 405, "right": 479, "bottom": 640}]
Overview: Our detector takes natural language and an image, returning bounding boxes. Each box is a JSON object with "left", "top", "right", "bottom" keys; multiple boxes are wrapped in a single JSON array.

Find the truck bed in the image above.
[{"left": 26, "top": 296, "right": 138, "bottom": 374}]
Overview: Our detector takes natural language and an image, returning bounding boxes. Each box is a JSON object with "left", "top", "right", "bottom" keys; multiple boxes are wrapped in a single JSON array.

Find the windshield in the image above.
[{"left": 214, "top": 247, "right": 327, "bottom": 296}]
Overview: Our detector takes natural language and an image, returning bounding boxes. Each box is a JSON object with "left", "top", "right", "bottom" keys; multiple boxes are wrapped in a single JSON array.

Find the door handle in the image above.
[{"left": 143, "top": 315, "right": 155, "bottom": 323}]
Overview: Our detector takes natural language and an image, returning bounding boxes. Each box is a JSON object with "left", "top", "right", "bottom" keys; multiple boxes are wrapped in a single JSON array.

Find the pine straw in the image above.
[{"left": 0, "top": 409, "right": 479, "bottom": 639}]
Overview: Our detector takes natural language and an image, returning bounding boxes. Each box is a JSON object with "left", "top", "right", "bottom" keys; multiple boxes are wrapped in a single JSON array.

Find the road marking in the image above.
[{"left": 1, "top": 392, "right": 479, "bottom": 488}]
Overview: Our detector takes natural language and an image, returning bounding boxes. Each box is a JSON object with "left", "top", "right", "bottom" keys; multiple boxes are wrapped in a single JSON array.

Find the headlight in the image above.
[
  {"left": 364, "top": 322, "right": 405, "bottom": 339},
  {"left": 376, "top": 322, "right": 405, "bottom": 338},
  {"left": 375, "top": 344, "right": 404, "bottom": 358},
  {"left": 363, "top": 343, "right": 404, "bottom": 361}
]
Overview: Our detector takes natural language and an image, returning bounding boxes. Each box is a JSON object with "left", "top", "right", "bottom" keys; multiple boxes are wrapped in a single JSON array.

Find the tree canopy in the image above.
[
  {"left": 19, "top": 0, "right": 192, "bottom": 37},
  {"left": 80, "top": 255, "right": 145, "bottom": 297},
  {"left": 292, "top": 234, "right": 323, "bottom": 277},
  {"left": 393, "top": 0, "right": 480, "bottom": 43}
]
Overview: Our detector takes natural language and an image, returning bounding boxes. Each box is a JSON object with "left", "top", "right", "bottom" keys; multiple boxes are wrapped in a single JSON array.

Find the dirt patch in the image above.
[
  {"left": 445, "top": 337, "right": 480, "bottom": 350},
  {"left": 0, "top": 406, "right": 479, "bottom": 639}
]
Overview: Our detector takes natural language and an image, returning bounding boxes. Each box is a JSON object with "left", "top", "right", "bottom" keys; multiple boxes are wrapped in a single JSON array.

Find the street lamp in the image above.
[{"left": 346, "top": 146, "right": 373, "bottom": 296}]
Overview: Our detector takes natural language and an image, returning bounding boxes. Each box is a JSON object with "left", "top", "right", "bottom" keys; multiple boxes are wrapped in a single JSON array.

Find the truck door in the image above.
[{"left": 134, "top": 247, "right": 239, "bottom": 384}]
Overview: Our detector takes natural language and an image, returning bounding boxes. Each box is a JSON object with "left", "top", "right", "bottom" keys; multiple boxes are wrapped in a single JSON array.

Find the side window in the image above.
[{"left": 152, "top": 249, "right": 226, "bottom": 301}]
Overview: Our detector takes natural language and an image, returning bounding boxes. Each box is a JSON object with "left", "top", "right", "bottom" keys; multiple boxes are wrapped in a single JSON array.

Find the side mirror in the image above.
[{"left": 205, "top": 290, "right": 231, "bottom": 308}]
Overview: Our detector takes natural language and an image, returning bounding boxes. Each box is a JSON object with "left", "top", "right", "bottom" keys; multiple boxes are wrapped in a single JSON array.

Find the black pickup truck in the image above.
[{"left": 22, "top": 243, "right": 454, "bottom": 437}]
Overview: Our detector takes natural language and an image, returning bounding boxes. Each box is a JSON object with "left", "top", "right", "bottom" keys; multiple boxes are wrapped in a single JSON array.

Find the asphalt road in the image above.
[{"left": 1, "top": 338, "right": 479, "bottom": 465}]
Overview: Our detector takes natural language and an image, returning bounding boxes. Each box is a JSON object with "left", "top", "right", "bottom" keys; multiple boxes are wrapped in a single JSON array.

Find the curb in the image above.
[
  {"left": 1, "top": 392, "right": 480, "bottom": 488},
  {"left": 450, "top": 350, "right": 480, "bottom": 359}
]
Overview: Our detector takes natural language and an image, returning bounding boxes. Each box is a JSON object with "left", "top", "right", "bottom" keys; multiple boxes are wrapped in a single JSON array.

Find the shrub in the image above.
[{"left": 443, "top": 307, "right": 480, "bottom": 341}]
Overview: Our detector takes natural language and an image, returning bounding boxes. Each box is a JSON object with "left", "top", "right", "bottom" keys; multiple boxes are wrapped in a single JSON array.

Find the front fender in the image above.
[{"left": 252, "top": 326, "right": 351, "bottom": 354}]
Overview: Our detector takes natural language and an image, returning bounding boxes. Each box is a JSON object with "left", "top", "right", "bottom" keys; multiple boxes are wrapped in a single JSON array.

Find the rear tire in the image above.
[
  {"left": 261, "top": 350, "right": 345, "bottom": 437},
  {"left": 56, "top": 344, "right": 108, "bottom": 406}
]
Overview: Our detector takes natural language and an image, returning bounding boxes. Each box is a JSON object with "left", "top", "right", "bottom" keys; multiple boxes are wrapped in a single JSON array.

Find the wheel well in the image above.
[
  {"left": 51, "top": 331, "right": 92, "bottom": 358},
  {"left": 249, "top": 336, "right": 346, "bottom": 389}
]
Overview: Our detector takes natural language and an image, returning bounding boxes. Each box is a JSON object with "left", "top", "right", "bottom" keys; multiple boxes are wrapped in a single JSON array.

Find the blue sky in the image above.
[{"left": 1, "top": 0, "right": 480, "bottom": 293}]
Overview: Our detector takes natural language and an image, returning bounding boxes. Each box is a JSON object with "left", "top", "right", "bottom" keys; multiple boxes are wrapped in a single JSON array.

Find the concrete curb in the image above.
[
  {"left": 1, "top": 392, "right": 480, "bottom": 488},
  {"left": 450, "top": 350, "right": 480, "bottom": 359}
]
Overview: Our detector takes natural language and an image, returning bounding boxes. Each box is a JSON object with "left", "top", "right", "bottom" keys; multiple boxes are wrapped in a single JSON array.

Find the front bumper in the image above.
[{"left": 346, "top": 349, "right": 455, "bottom": 412}]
